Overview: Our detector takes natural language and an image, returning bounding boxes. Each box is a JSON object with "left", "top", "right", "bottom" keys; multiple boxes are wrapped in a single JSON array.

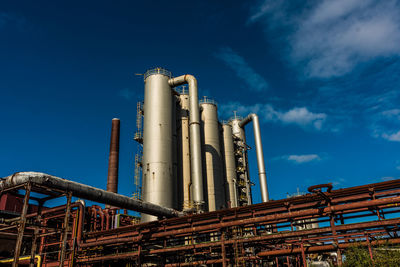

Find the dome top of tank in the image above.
[{"left": 144, "top": 67, "right": 172, "bottom": 80}]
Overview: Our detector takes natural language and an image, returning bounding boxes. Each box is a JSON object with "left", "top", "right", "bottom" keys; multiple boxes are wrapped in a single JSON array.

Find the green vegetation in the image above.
[{"left": 343, "top": 242, "right": 400, "bottom": 267}]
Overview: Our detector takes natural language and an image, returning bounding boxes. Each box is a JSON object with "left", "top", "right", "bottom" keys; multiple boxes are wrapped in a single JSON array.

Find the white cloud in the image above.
[
  {"left": 249, "top": 0, "right": 400, "bottom": 78},
  {"left": 382, "top": 130, "right": 400, "bottom": 142},
  {"left": 215, "top": 47, "right": 269, "bottom": 91},
  {"left": 287, "top": 154, "right": 321, "bottom": 164},
  {"left": 279, "top": 107, "right": 327, "bottom": 130},
  {"left": 382, "top": 109, "right": 400, "bottom": 120},
  {"left": 219, "top": 102, "right": 327, "bottom": 131},
  {"left": 370, "top": 109, "right": 400, "bottom": 142}
]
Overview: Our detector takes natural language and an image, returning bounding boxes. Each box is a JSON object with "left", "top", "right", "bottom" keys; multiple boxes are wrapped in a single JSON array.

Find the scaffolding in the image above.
[
  {"left": 233, "top": 135, "right": 251, "bottom": 206},
  {"left": 133, "top": 101, "right": 143, "bottom": 200}
]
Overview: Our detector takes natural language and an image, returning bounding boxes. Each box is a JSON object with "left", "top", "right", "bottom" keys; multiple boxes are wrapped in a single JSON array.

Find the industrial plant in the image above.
[{"left": 1, "top": 67, "right": 400, "bottom": 266}]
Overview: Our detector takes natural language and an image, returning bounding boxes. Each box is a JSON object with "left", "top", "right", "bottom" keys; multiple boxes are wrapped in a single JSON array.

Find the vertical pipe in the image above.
[
  {"left": 251, "top": 115, "right": 269, "bottom": 202},
  {"left": 76, "top": 200, "right": 85, "bottom": 245},
  {"left": 177, "top": 93, "right": 192, "bottom": 210},
  {"left": 221, "top": 230, "right": 227, "bottom": 267},
  {"left": 300, "top": 242, "right": 307, "bottom": 267},
  {"left": 106, "top": 118, "right": 120, "bottom": 194},
  {"left": 13, "top": 183, "right": 31, "bottom": 267},
  {"left": 172, "top": 96, "right": 178, "bottom": 210},
  {"left": 29, "top": 201, "right": 43, "bottom": 267},
  {"left": 239, "top": 114, "right": 269, "bottom": 202},
  {"left": 29, "top": 227, "right": 39, "bottom": 267},
  {"left": 169, "top": 75, "right": 204, "bottom": 211},
  {"left": 222, "top": 124, "right": 238, "bottom": 208}
]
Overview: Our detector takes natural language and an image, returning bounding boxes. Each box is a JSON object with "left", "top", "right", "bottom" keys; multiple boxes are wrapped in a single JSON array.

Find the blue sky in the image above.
[{"left": 1, "top": 0, "right": 399, "bottom": 204}]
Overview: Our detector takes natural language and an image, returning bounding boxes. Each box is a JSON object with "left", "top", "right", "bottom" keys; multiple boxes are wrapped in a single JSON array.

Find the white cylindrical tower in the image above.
[
  {"left": 141, "top": 68, "right": 174, "bottom": 222},
  {"left": 222, "top": 123, "right": 238, "bottom": 208},
  {"left": 200, "top": 99, "right": 225, "bottom": 211}
]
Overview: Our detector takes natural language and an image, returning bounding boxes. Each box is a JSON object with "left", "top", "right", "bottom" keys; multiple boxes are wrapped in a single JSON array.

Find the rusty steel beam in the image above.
[
  {"left": 59, "top": 192, "right": 72, "bottom": 266},
  {"left": 80, "top": 218, "right": 400, "bottom": 254},
  {"left": 29, "top": 200, "right": 43, "bottom": 267},
  {"left": 4, "top": 176, "right": 400, "bottom": 266},
  {"left": 84, "top": 186, "right": 400, "bottom": 241},
  {"left": 76, "top": 251, "right": 139, "bottom": 263},
  {"left": 12, "top": 183, "right": 31, "bottom": 267},
  {"left": 82, "top": 195, "right": 400, "bottom": 246},
  {"left": 164, "top": 259, "right": 224, "bottom": 266},
  {"left": 258, "top": 237, "right": 400, "bottom": 257}
]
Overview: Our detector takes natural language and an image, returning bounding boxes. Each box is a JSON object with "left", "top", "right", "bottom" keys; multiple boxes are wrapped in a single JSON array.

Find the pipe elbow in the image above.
[
  {"left": 249, "top": 113, "right": 257, "bottom": 119},
  {"left": 184, "top": 74, "right": 196, "bottom": 83},
  {"left": 168, "top": 74, "right": 197, "bottom": 87}
]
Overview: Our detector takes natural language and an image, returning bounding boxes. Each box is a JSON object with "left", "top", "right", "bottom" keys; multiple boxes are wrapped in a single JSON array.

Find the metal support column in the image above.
[
  {"left": 29, "top": 201, "right": 43, "bottom": 267},
  {"left": 300, "top": 242, "right": 307, "bottom": 267},
  {"left": 221, "top": 229, "right": 227, "bottom": 267},
  {"left": 365, "top": 233, "right": 374, "bottom": 262},
  {"left": 329, "top": 214, "right": 342, "bottom": 266},
  {"left": 13, "top": 183, "right": 31, "bottom": 267},
  {"left": 59, "top": 192, "right": 72, "bottom": 266}
]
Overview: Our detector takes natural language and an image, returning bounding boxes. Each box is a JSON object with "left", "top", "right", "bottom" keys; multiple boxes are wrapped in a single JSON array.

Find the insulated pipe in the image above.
[
  {"left": 239, "top": 113, "right": 269, "bottom": 202},
  {"left": 169, "top": 75, "right": 204, "bottom": 211},
  {"left": 0, "top": 172, "right": 181, "bottom": 218},
  {"left": 106, "top": 118, "right": 120, "bottom": 194}
]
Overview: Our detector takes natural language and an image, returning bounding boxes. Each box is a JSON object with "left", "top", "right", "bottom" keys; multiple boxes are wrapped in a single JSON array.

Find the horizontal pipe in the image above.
[
  {"left": 81, "top": 197, "right": 400, "bottom": 248},
  {"left": 80, "top": 218, "right": 400, "bottom": 258},
  {"left": 239, "top": 113, "right": 269, "bottom": 202},
  {"left": 76, "top": 251, "right": 139, "bottom": 263},
  {"left": 169, "top": 75, "right": 204, "bottom": 211},
  {"left": 165, "top": 259, "right": 224, "bottom": 266},
  {"left": 0, "top": 172, "right": 181, "bottom": 218},
  {"left": 258, "top": 237, "right": 400, "bottom": 257}
]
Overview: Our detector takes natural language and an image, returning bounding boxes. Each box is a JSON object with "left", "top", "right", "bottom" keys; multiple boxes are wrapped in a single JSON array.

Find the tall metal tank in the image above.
[
  {"left": 231, "top": 118, "right": 252, "bottom": 206},
  {"left": 177, "top": 89, "right": 192, "bottom": 210},
  {"left": 200, "top": 98, "right": 225, "bottom": 211},
  {"left": 222, "top": 123, "right": 238, "bottom": 208},
  {"left": 141, "top": 68, "right": 175, "bottom": 222}
]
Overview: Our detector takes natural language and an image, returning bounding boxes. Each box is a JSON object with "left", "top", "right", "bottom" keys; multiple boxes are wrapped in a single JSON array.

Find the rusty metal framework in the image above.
[{"left": 1, "top": 177, "right": 400, "bottom": 266}]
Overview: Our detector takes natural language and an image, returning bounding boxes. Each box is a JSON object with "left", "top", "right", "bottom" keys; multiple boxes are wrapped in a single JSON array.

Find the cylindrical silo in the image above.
[
  {"left": 200, "top": 99, "right": 225, "bottom": 211},
  {"left": 222, "top": 123, "right": 238, "bottom": 208},
  {"left": 231, "top": 118, "right": 252, "bottom": 206},
  {"left": 177, "top": 90, "right": 192, "bottom": 210},
  {"left": 141, "top": 68, "right": 174, "bottom": 222}
]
